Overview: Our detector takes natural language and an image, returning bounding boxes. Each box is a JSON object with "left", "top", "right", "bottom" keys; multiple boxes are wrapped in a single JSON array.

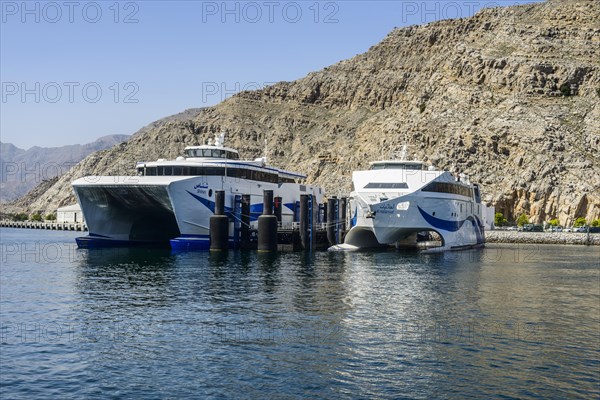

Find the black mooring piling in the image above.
[
  {"left": 299, "top": 194, "right": 309, "bottom": 250},
  {"left": 327, "top": 197, "right": 337, "bottom": 246},
  {"left": 274, "top": 196, "right": 282, "bottom": 223},
  {"left": 339, "top": 197, "right": 347, "bottom": 242},
  {"left": 210, "top": 190, "right": 229, "bottom": 251},
  {"left": 340, "top": 197, "right": 347, "bottom": 233},
  {"left": 241, "top": 194, "right": 251, "bottom": 249},
  {"left": 258, "top": 190, "right": 278, "bottom": 252}
]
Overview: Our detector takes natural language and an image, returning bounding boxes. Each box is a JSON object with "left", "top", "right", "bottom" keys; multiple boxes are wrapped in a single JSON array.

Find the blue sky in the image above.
[{"left": 1, "top": 0, "right": 539, "bottom": 149}]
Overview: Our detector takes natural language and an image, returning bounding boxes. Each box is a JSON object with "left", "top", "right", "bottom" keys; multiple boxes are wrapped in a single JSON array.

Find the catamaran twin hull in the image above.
[
  {"left": 339, "top": 192, "right": 486, "bottom": 252},
  {"left": 331, "top": 159, "right": 488, "bottom": 252},
  {"left": 73, "top": 175, "right": 322, "bottom": 250}
]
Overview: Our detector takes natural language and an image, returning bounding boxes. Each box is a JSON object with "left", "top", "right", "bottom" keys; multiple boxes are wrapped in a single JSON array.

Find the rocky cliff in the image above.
[{"left": 5, "top": 0, "right": 600, "bottom": 225}]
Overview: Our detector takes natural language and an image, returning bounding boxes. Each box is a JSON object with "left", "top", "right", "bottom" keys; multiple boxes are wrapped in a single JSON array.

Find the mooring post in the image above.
[
  {"left": 335, "top": 198, "right": 340, "bottom": 244},
  {"left": 258, "top": 190, "right": 278, "bottom": 252},
  {"left": 309, "top": 195, "right": 315, "bottom": 252},
  {"left": 340, "top": 197, "right": 347, "bottom": 234},
  {"left": 210, "top": 190, "right": 229, "bottom": 251},
  {"left": 294, "top": 201, "right": 300, "bottom": 222},
  {"left": 233, "top": 195, "right": 241, "bottom": 249},
  {"left": 274, "top": 196, "right": 282, "bottom": 225},
  {"left": 327, "top": 197, "right": 337, "bottom": 246},
  {"left": 241, "top": 194, "right": 251, "bottom": 249},
  {"left": 300, "top": 194, "right": 309, "bottom": 250}
]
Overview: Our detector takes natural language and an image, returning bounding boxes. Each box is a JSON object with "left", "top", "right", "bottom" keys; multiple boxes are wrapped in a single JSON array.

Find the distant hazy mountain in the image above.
[{"left": 0, "top": 135, "right": 129, "bottom": 202}]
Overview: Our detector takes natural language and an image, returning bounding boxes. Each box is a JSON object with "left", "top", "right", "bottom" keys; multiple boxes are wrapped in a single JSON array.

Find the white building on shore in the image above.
[{"left": 56, "top": 204, "right": 84, "bottom": 224}]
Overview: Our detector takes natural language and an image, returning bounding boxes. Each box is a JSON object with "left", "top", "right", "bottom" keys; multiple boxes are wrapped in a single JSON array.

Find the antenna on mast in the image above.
[{"left": 214, "top": 132, "right": 225, "bottom": 147}]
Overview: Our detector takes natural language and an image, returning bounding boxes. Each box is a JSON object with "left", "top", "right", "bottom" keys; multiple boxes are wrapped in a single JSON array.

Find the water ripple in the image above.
[{"left": 1, "top": 230, "right": 598, "bottom": 398}]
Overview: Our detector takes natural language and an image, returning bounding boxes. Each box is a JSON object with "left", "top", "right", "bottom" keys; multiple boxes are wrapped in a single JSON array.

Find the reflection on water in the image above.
[{"left": 1, "top": 228, "right": 599, "bottom": 399}]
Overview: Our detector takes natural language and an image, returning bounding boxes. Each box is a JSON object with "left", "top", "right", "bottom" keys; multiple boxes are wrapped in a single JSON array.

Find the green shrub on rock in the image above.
[
  {"left": 573, "top": 217, "right": 587, "bottom": 227},
  {"left": 517, "top": 214, "right": 530, "bottom": 227}
]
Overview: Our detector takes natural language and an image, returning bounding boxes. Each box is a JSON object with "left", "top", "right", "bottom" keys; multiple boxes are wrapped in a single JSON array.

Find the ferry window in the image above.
[
  {"left": 228, "top": 152, "right": 239, "bottom": 160},
  {"left": 371, "top": 163, "right": 422, "bottom": 170},
  {"left": 146, "top": 167, "right": 157, "bottom": 176},
  {"left": 182, "top": 167, "right": 190, "bottom": 176},
  {"left": 247, "top": 170, "right": 277, "bottom": 183},
  {"left": 157, "top": 166, "right": 164, "bottom": 175},
  {"left": 226, "top": 168, "right": 238, "bottom": 178},
  {"left": 164, "top": 166, "right": 173, "bottom": 176},
  {"left": 422, "top": 181, "right": 472, "bottom": 197},
  {"left": 238, "top": 169, "right": 249, "bottom": 179},
  {"left": 364, "top": 182, "right": 408, "bottom": 189},
  {"left": 279, "top": 177, "right": 295, "bottom": 184},
  {"left": 202, "top": 149, "right": 212, "bottom": 157},
  {"left": 137, "top": 168, "right": 144, "bottom": 176},
  {"left": 473, "top": 185, "right": 481, "bottom": 203},
  {"left": 204, "top": 167, "right": 225, "bottom": 176},
  {"left": 174, "top": 167, "right": 183, "bottom": 176}
]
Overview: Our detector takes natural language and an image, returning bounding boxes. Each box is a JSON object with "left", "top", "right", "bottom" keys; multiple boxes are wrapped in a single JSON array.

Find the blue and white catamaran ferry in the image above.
[
  {"left": 72, "top": 133, "right": 323, "bottom": 249},
  {"left": 332, "top": 146, "right": 490, "bottom": 252}
]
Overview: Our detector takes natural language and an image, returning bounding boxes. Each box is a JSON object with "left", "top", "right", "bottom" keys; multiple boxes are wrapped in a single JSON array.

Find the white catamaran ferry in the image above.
[
  {"left": 332, "top": 146, "right": 489, "bottom": 252},
  {"left": 72, "top": 133, "right": 323, "bottom": 249}
]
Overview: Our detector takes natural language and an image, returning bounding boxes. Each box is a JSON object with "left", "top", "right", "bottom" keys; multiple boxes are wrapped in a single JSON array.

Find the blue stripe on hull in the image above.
[
  {"left": 186, "top": 191, "right": 294, "bottom": 222},
  {"left": 76, "top": 236, "right": 165, "bottom": 248},
  {"left": 417, "top": 206, "right": 486, "bottom": 247},
  {"left": 170, "top": 237, "right": 211, "bottom": 251},
  {"left": 169, "top": 235, "right": 235, "bottom": 251},
  {"left": 417, "top": 206, "right": 467, "bottom": 232}
]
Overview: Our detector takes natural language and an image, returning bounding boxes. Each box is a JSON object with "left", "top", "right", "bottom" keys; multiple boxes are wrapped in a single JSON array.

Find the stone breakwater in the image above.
[{"left": 486, "top": 231, "right": 600, "bottom": 245}]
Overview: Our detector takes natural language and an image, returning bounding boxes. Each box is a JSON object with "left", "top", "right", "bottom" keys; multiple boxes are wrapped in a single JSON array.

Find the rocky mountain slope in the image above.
[
  {"left": 0, "top": 135, "right": 129, "bottom": 202},
  {"left": 5, "top": 0, "right": 600, "bottom": 225}
]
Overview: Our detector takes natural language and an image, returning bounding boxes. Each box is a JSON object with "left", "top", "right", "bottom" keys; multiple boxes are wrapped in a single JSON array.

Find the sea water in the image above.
[{"left": 1, "top": 228, "right": 598, "bottom": 398}]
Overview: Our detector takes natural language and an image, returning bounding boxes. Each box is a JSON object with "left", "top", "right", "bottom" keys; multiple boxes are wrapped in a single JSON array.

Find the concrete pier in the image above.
[{"left": 0, "top": 220, "right": 87, "bottom": 231}]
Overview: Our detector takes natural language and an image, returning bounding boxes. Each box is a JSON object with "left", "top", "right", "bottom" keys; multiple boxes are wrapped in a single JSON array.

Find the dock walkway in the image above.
[{"left": 0, "top": 220, "right": 88, "bottom": 231}]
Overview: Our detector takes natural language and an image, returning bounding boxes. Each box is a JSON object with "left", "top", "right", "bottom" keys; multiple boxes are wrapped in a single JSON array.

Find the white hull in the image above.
[
  {"left": 73, "top": 175, "right": 322, "bottom": 249},
  {"left": 334, "top": 158, "right": 487, "bottom": 252},
  {"left": 342, "top": 193, "right": 485, "bottom": 251}
]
